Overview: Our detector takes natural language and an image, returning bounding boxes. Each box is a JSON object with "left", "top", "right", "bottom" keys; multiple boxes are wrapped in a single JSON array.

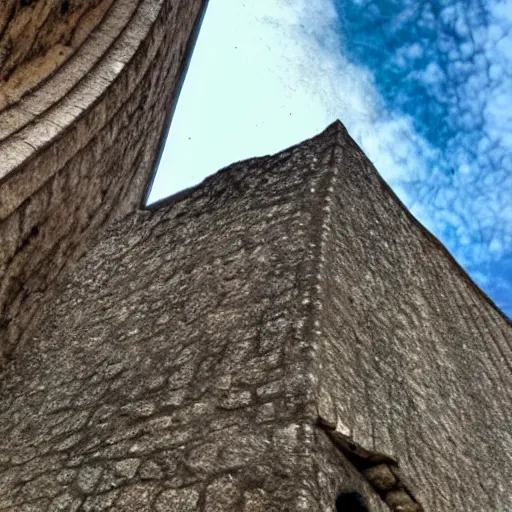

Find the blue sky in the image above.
[{"left": 147, "top": 0, "right": 512, "bottom": 317}]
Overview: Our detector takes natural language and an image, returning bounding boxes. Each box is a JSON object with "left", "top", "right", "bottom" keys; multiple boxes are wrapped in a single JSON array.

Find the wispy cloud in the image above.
[
  {"left": 332, "top": 0, "right": 512, "bottom": 315},
  {"left": 149, "top": 0, "right": 512, "bottom": 316}
]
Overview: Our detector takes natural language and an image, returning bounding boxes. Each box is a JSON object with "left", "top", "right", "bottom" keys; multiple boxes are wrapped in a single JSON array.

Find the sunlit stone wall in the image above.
[{"left": 0, "top": 0, "right": 207, "bottom": 363}]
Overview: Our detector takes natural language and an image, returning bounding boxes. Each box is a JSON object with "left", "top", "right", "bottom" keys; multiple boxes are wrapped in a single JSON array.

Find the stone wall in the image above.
[
  {"left": 0, "top": 0, "right": 208, "bottom": 363},
  {"left": 313, "top": 123, "right": 512, "bottom": 510},
  {"left": 0, "top": 122, "right": 509, "bottom": 510},
  {"left": 0, "top": 128, "right": 378, "bottom": 511},
  {"left": 0, "top": 0, "right": 114, "bottom": 107}
]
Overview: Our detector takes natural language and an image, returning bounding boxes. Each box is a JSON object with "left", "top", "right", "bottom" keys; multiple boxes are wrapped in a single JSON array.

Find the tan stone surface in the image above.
[
  {"left": 0, "top": 0, "right": 114, "bottom": 107},
  {"left": 0, "top": 0, "right": 208, "bottom": 363}
]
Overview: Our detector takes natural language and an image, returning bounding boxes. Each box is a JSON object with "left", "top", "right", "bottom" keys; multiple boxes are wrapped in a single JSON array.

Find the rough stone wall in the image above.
[
  {"left": 0, "top": 117, "right": 510, "bottom": 511},
  {"left": 0, "top": 0, "right": 208, "bottom": 363},
  {"left": 313, "top": 123, "right": 512, "bottom": 510},
  {"left": 0, "top": 129, "right": 385, "bottom": 511},
  {"left": 0, "top": 0, "right": 115, "bottom": 107}
]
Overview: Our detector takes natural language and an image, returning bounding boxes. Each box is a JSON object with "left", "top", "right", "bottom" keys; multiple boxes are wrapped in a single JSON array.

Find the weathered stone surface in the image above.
[
  {"left": 0, "top": 31, "right": 512, "bottom": 500},
  {"left": 0, "top": 0, "right": 208, "bottom": 363},
  {"left": 154, "top": 488, "right": 200, "bottom": 512},
  {"left": 0, "top": 0, "right": 114, "bottom": 107},
  {"left": 0, "top": 124, "right": 373, "bottom": 510},
  {"left": 0, "top": 113, "right": 510, "bottom": 512},
  {"left": 313, "top": 123, "right": 512, "bottom": 510},
  {"left": 362, "top": 464, "right": 397, "bottom": 492}
]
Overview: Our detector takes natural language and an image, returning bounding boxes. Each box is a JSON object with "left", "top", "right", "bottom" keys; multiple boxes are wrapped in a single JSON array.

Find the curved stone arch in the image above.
[
  {"left": 0, "top": 0, "right": 116, "bottom": 107},
  {"left": 0, "top": 0, "right": 208, "bottom": 363},
  {"left": 0, "top": 0, "right": 140, "bottom": 141}
]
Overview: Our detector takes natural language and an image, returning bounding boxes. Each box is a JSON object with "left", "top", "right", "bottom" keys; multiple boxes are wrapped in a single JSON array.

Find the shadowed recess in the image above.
[{"left": 336, "top": 492, "right": 369, "bottom": 511}]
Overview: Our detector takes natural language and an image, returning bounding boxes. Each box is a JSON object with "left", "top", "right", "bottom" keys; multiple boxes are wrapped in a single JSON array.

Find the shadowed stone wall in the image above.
[
  {"left": 0, "top": 0, "right": 208, "bottom": 363},
  {"left": 0, "top": 123, "right": 510, "bottom": 510}
]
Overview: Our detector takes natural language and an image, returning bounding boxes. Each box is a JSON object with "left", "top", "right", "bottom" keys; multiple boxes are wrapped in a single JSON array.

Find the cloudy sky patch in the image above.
[{"left": 148, "top": 0, "right": 512, "bottom": 317}]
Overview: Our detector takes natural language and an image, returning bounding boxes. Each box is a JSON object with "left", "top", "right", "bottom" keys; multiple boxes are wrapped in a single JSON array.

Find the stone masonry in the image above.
[
  {"left": 0, "top": 121, "right": 511, "bottom": 511},
  {"left": 0, "top": 0, "right": 115, "bottom": 107},
  {"left": 0, "top": 0, "right": 208, "bottom": 363}
]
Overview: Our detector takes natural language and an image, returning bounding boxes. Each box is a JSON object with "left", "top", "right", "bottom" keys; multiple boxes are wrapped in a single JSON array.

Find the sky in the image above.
[{"left": 147, "top": 0, "right": 512, "bottom": 318}]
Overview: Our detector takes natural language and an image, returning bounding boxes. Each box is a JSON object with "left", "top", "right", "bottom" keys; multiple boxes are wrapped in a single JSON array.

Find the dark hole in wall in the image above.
[
  {"left": 336, "top": 492, "right": 369, "bottom": 512},
  {"left": 60, "top": 0, "right": 71, "bottom": 16},
  {"left": 323, "top": 428, "right": 424, "bottom": 512}
]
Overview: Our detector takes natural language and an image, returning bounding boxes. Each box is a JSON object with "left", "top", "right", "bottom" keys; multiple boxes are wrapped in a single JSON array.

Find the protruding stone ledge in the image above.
[{"left": 0, "top": 0, "right": 140, "bottom": 141}]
